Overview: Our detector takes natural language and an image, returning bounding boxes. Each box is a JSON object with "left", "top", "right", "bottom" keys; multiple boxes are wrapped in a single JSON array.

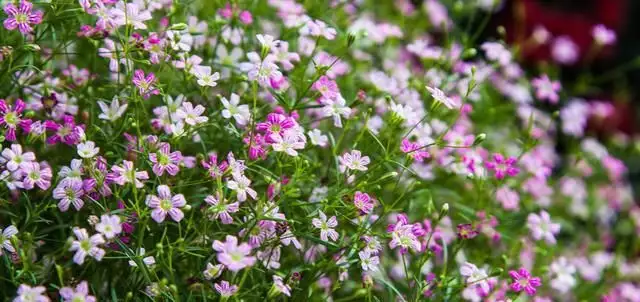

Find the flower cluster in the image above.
[{"left": 0, "top": 0, "right": 637, "bottom": 301}]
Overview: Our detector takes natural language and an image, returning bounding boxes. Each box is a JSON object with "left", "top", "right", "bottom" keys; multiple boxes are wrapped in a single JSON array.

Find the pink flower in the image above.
[
  {"left": 3, "top": 1, "right": 43, "bottom": 34},
  {"left": 592, "top": 24, "right": 616, "bottom": 46},
  {"left": 204, "top": 193, "right": 239, "bottom": 224},
  {"left": 354, "top": 191, "right": 374, "bottom": 214},
  {"left": 53, "top": 179, "right": 85, "bottom": 212},
  {"left": 496, "top": 186, "right": 519, "bottom": 211},
  {"left": 108, "top": 161, "right": 149, "bottom": 188},
  {"left": 201, "top": 153, "right": 229, "bottom": 178},
  {"left": 532, "top": 75, "right": 561, "bottom": 104},
  {"left": 485, "top": 153, "right": 519, "bottom": 179},
  {"left": 239, "top": 10, "right": 253, "bottom": 24},
  {"left": 0, "top": 99, "right": 31, "bottom": 141},
  {"left": 551, "top": 36, "right": 579, "bottom": 65},
  {"left": 212, "top": 235, "right": 256, "bottom": 272},
  {"left": 59, "top": 281, "right": 96, "bottom": 302},
  {"left": 226, "top": 172, "right": 257, "bottom": 202},
  {"left": 239, "top": 52, "right": 282, "bottom": 87},
  {"left": 132, "top": 69, "right": 159, "bottom": 99},
  {"left": 400, "top": 139, "right": 429, "bottom": 162},
  {"left": 18, "top": 161, "right": 52, "bottom": 190},
  {"left": 256, "top": 112, "right": 295, "bottom": 139},
  {"left": 313, "top": 76, "right": 339, "bottom": 100},
  {"left": 0, "top": 144, "right": 35, "bottom": 172},
  {"left": 527, "top": 211, "right": 561, "bottom": 244},
  {"left": 339, "top": 150, "right": 370, "bottom": 172},
  {"left": 509, "top": 267, "right": 542, "bottom": 296},
  {"left": 312, "top": 211, "right": 339, "bottom": 242},
  {"left": 145, "top": 185, "right": 187, "bottom": 223},
  {"left": 149, "top": 142, "right": 182, "bottom": 176}
]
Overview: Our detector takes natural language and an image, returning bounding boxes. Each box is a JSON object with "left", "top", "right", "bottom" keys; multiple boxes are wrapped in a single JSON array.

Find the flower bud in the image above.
[{"left": 169, "top": 23, "right": 188, "bottom": 31}]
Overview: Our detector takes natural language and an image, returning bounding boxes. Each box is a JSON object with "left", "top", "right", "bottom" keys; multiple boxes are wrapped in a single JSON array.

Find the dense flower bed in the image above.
[{"left": 0, "top": 0, "right": 638, "bottom": 301}]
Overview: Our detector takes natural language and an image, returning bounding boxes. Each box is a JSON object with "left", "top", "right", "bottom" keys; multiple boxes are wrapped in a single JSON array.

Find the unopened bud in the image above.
[
  {"left": 472, "top": 133, "right": 486, "bottom": 146},
  {"left": 87, "top": 215, "right": 99, "bottom": 226},
  {"left": 462, "top": 48, "right": 477, "bottom": 59},
  {"left": 347, "top": 33, "right": 357, "bottom": 47},
  {"left": 23, "top": 44, "right": 41, "bottom": 52},
  {"left": 169, "top": 23, "right": 188, "bottom": 31},
  {"left": 439, "top": 203, "right": 449, "bottom": 218}
]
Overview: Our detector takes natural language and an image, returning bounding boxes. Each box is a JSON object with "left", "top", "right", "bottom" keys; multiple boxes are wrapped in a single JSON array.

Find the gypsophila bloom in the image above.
[
  {"left": 339, "top": 150, "right": 370, "bottom": 173},
  {"left": 212, "top": 235, "right": 256, "bottom": 272},
  {"left": 1, "top": 144, "right": 35, "bottom": 171},
  {"left": 59, "top": 281, "right": 96, "bottom": 302},
  {"left": 53, "top": 179, "right": 84, "bottom": 212},
  {"left": 109, "top": 160, "right": 149, "bottom": 188},
  {"left": 203, "top": 262, "right": 224, "bottom": 280},
  {"left": 146, "top": 185, "right": 187, "bottom": 223},
  {"left": 132, "top": 69, "right": 159, "bottom": 99},
  {"left": 13, "top": 284, "right": 49, "bottom": 302},
  {"left": 426, "top": 86, "right": 459, "bottom": 109},
  {"left": 0, "top": 98, "right": 31, "bottom": 141},
  {"left": 592, "top": 24, "right": 616, "bottom": 46},
  {"left": 192, "top": 66, "right": 220, "bottom": 87},
  {"left": 509, "top": 267, "right": 542, "bottom": 296},
  {"left": 77, "top": 141, "right": 99, "bottom": 158},
  {"left": 527, "top": 211, "right": 561, "bottom": 244},
  {"left": 460, "top": 262, "right": 490, "bottom": 293},
  {"left": 128, "top": 248, "right": 156, "bottom": 268},
  {"left": 308, "top": 129, "right": 328, "bottom": 147},
  {"left": 94, "top": 214, "right": 122, "bottom": 239},
  {"left": 226, "top": 172, "right": 257, "bottom": 202},
  {"left": 0, "top": 225, "right": 18, "bottom": 256},
  {"left": 239, "top": 52, "right": 282, "bottom": 87},
  {"left": 111, "top": 2, "right": 151, "bottom": 30},
  {"left": 149, "top": 142, "right": 182, "bottom": 176},
  {"left": 354, "top": 191, "right": 374, "bottom": 214},
  {"left": 3, "top": 1, "right": 43, "bottom": 34},
  {"left": 485, "top": 153, "right": 519, "bottom": 179},
  {"left": 97, "top": 97, "right": 127, "bottom": 122},
  {"left": 221, "top": 93, "right": 250, "bottom": 126},
  {"left": 312, "top": 211, "right": 339, "bottom": 242},
  {"left": 321, "top": 95, "right": 352, "bottom": 128},
  {"left": 532, "top": 75, "right": 561, "bottom": 104},
  {"left": 69, "top": 227, "right": 105, "bottom": 265},
  {"left": 214, "top": 281, "right": 238, "bottom": 297},
  {"left": 359, "top": 249, "right": 380, "bottom": 271},
  {"left": 204, "top": 193, "right": 239, "bottom": 224},
  {"left": 272, "top": 275, "right": 292, "bottom": 297}
]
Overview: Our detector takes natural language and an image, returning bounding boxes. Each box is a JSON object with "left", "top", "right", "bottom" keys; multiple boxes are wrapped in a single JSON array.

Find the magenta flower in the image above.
[
  {"left": 145, "top": 185, "right": 187, "bottom": 223},
  {"left": 256, "top": 112, "right": 295, "bottom": 140},
  {"left": 132, "top": 69, "right": 159, "bottom": 99},
  {"left": 353, "top": 191, "right": 374, "bottom": 214},
  {"left": 485, "top": 153, "right": 519, "bottom": 179},
  {"left": 509, "top": 267, "right": 542, "bottom": 296},
  {"left": 3, "top": 1, "right": 43, "bottom": 34},
  {"left": 0, "top": 99, "right": 31, "bottom": 141},
  {"left": 53, "top": 179, "right": 85, "bottom": 212},
  {"left": 400, "top": 139, "right": 429, "bottom": 162},
  {"left": 149, "top": 142, "right": 182, "bottom": 176},
  {"left": 201, "top": 153, "right": 228, "bottom": 178},
  {"left": 212, "top": 235, "right": 256, "bottom": 272},
  {"left": 108, "top": 160, "right": 149, "bottom": 188},
  {"left": 45, "top": 115, "right": 82, "bottom": 145},
  {"left": 59, "top": 281, "right": 96, "bottom": 302},
  {"left": 531, "top": 75, "right": 561, "bottom": 104}
]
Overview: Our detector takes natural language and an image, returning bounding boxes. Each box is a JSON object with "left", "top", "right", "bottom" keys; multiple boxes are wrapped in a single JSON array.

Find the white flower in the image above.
[
  {"left": 226, "top": 172, "right": 257, "bottom": 202},
  {"left": 221, "top": 93, "right": 251, "bottom": 126},
  {"left": 166, "top": 30, "right": 193, "bottom": 52},
  {"left": 203, "top": 262, "right": 224, "bottom": 280},
  {"left": 256, "top": 34, "right": 278, "bottom": 49},
  {"left": 239, "top": 52, "right": 282, "bottom": 87},
  {"left": 97, "top": 97, "right": 128, "bottom": 122},
  {"left": 176, "top": 102, "right": 208, "bottom": 126},
  {"left": 460, "top": 262, "right": 490, "bottom": 293},
  {"left": 77, "top": 141, "right": 100, "bottom": 159},
  {"left": 0, "top": 225, "right": 18, "bottom": 256},
  {"left": 271, "top": 131, "right": 306, "bottom": 156},
  {"left": 69, "top": 227, "right": 106, "bottom": 265},
  {"left": 321, "top": 95, "right": 352, "bottom": 128},
  {"left": 307, "top": 129, "right": 328, "bottom": 147},
  {"left": 359, "top": 250, "right": 380, "bottom": 271},
  {"left": 95, "top": 214, "right": 122, "bottom": 239},
  {"left": 0, "top": 144, "right": 35, "bottom": 172},
  {"left": 426, "top": 86, "right": 459, "bottom": 109},
  {"left": 191, "top": 66, "right": 220, "bottom": 87},
  {"left": 215, "top": 45, "right": 244, "bottom": 78},
  {"left": 129, "top": 248, "right": 156, "bottom": 268},
  {"left": 110, "top": 3, "right": 152, "bottom": 30}
]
